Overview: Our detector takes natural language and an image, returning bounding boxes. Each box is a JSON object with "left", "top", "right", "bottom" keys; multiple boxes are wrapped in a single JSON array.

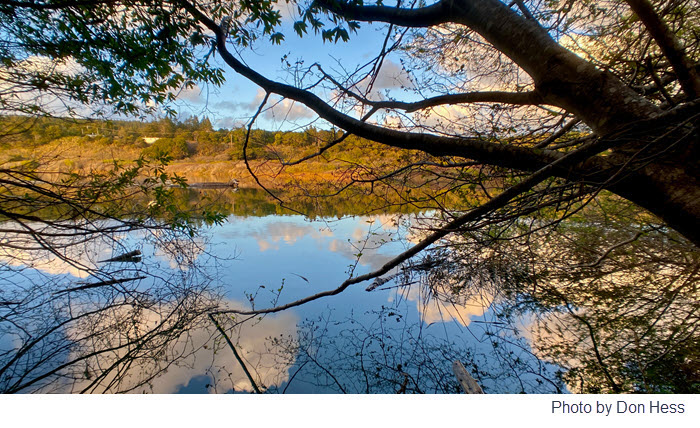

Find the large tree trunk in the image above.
[
  {"left": 351, "top": 0, "right": 700, "bottom": 243},
  {"left": 323, "top": 0, "right": 665, "bottom": 133},
  {"left": 606, "top": 146, "right": 700, "bottom": 246},
  {"left": 448, "top": 0, "right": 700, "bottom": 245},
  {"left": 445, "top": 0, "right": 662, "bottom": 134},
  {"left": 622, "top": 169, "right": 700, "bottom": 246}
]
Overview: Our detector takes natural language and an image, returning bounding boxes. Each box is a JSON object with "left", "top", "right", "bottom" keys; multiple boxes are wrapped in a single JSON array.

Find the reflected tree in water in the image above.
[
  {"left": 0, "top": 158, "right": 226, "bottom": 393},
  {"left": 0, "top": 232, "right": 221, "bottom": 392},
  {"left": 406, "top": 198, "right": 699, "bottom": 393},
  {"left": 257, "top": 304, "right": 564, "bottom": 394},
  {"left": 230, "top": 195, "right": 697, "bottom": 394}
]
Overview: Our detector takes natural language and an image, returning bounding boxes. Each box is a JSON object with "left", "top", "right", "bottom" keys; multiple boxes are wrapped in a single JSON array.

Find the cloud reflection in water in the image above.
[{"left": 61, "top": 300, "right": 298, "bottom": 394}]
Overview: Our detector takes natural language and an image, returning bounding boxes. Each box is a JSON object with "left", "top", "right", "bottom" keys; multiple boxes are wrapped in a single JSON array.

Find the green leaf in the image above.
[{"left": 270, "top": 32, "right": 285, "bottom": 45}]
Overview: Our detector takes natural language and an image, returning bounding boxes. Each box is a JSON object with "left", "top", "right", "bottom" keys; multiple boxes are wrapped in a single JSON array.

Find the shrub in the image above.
[{"left": 142, "top": 137, "right": 191, "bottom": 160}]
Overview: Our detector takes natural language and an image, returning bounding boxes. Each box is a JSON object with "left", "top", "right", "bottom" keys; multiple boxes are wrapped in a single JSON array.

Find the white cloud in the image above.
[
  {"left": 215, "top": 115, "right": 248, "bottom": 129},
  {"left": 224, "top": 216, "right": 404, "bottom": 272},
  {"left": 267, "top": 97, "right": 316, "bottom": 120},
  {"left": 248, "top": 89, "right": 315, "bottom": 122},
  {"left": 272, "top": 1, "right": 297, "bottom": 22},
  {"left": 368, "top": 59, "right": 414, "bottom": 91},
  {"left": 237, "top": 220, "right": 319, "bottom": 252},
  {"left": 355, "top": 59, "right": 414, "bottom": 102},
  {"left": 0, "top": 55, "right": 96, "bottom": 116},
  {"left": 0, "top": 226, "right": 117, "bottom": 278},
  {"left": 60, "top": 299, "right": 298, "bottom": 393},
  {"left": 395, "top": 281, "right": 493, "bottom": 327},
  {"left": 213, "top": 100, "right": 242, "bottom": 111},
  {"left": 175, "top": 84, "right": 206, "bottom": 104}
]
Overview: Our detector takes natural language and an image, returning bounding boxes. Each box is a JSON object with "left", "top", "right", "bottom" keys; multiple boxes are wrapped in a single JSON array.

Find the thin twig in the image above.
[{"left": 208, "top": 313, "right": 262, "bottom": 393}]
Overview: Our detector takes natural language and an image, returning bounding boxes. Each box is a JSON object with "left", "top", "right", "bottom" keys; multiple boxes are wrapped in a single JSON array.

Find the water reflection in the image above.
[
  {"left": 226, "top": 219, "right": 333, "bottom": 252},
  {"left": 219, "top": 215, "right": 400, "bottom": 272},
  {"left": 420, "top": 217, "right": 700, "bottom": 394},
  {"left": 0, "top": 223, "right": 114, "bottom": 278},
  {"left": 261, "top": 304, "right": 564, "bottom": 394},
  {"left": 0, "top": 216, "right": 221, "bottom": 393},
  {"left": 208, "top": 212, "right": 564, "bottom": 393},
  {"left": 65, "top": 300, "right": 298, "bottom": 394},
  {"left": 398, "top": 285, "right": 492, "bottom": 327},
  {"left": 2, "top": 188, "right": 697, "bottom": 393},
  {"left": 0, "top": 224, "right": 297, "bottom": 394}
]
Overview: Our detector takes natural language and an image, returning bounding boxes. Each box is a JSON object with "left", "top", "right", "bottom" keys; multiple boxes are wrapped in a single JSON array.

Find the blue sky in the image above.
[{"left": 171, "top": 11, "right": 409, "bottom": 131}]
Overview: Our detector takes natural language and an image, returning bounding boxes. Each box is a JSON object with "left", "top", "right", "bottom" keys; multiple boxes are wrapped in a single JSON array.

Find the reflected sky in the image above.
[
  {"left": 395, "top": 285, "right": 493, "bottom": 327},
  {"left": 213, "top": 215, "right": 408, "bottom": 301},
  {"left": 1, "top": 212, "right": 561, "bottom": 393},
  {"left": 212, "top": 214, "right": 495, "bottom": 326},
  {"left": 62, "top": 299, "right": 299, "bottom": 394},
  {"left": 212, "top": 213, "right": 495, "bottom": 329},
  {"left": 0, "top": 225, "right": 117, "bottom": 278}
]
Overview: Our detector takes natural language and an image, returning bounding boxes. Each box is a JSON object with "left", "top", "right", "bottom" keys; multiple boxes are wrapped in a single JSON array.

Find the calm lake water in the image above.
[
  {"left": 192, "top": 213, "right": 561, "bottom": 393},
  {"left": 5, "top": 189, "right": 692, "bottom": 394},
  {"left": 0, "top": 193, "right": 563, "bottom": 394}
]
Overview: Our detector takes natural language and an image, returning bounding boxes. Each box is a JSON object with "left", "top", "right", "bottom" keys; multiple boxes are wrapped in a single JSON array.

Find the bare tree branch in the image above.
[
  {"left": 625, "top": 0, "right": 700, "bottom": 99},
  {"left": 214, "top": 136, "right": 615, "bottom": 316},
  {"left": 367, "top": 91, "right": 544, "bottom": 112},
  {"left": 313, "top": 0, "right": 448, "bottom": 28}
]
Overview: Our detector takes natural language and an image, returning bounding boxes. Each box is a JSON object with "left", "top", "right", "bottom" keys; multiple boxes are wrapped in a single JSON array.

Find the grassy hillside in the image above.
[{"left": 0, "top": 115, "right": 436, "bottom": 188}]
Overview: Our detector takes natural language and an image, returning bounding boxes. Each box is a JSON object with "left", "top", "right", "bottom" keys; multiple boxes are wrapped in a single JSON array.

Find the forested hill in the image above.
[
  {"left": 0, "top": 115, "right": 343, "bottom": 161},
  {"left": 0, "top": 115, "right": 431, "bottom": 192}
]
